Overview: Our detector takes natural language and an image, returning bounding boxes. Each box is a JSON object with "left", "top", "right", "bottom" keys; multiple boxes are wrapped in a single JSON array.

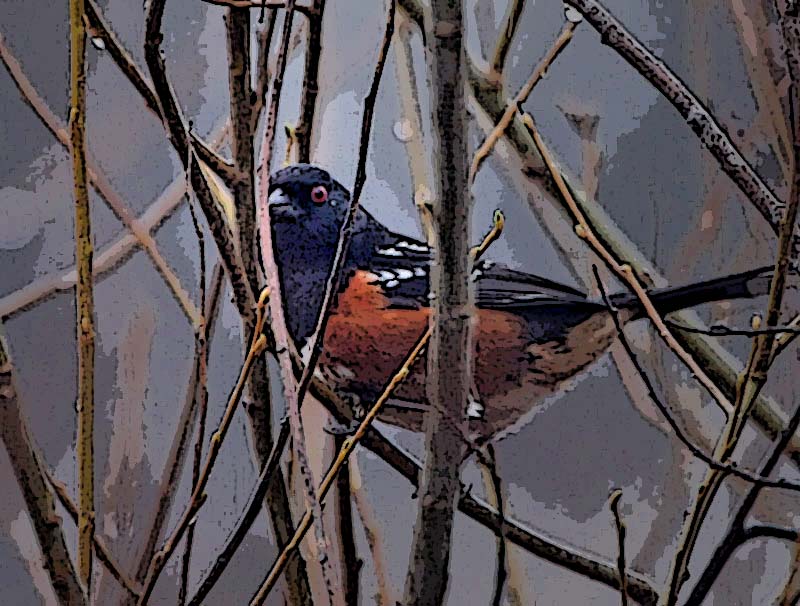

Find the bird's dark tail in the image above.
[{"left": 610, "top": 266, "right": 774, "bottom": 318}]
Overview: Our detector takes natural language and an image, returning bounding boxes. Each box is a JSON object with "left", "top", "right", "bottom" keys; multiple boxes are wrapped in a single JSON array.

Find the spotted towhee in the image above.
[{"left": 267, "top": 164, "right": 772, "bottom": 441}]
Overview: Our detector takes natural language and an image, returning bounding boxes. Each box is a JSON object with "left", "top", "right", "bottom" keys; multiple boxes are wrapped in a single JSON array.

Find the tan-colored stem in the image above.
[
  {"left": 70, "top": 0, "right": 95, "bottom": 590},
  {"left": 470, "top": 19, "right": 576, "bottom": 184}
]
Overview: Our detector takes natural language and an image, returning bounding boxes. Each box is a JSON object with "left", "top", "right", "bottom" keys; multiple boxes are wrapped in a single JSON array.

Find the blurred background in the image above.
[{"left": 1, "top": 0, "right": 798, "bottom": 603}]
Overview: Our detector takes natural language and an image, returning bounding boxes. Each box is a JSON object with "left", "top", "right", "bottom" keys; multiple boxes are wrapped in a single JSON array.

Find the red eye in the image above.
[{"left": 310, "top": 185, "right": 328, "bottom": 205}]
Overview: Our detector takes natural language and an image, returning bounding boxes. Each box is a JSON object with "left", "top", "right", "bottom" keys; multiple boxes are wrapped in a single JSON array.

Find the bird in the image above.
[{"left": 266, "top": 163, "right": 773, "bottom": 442}]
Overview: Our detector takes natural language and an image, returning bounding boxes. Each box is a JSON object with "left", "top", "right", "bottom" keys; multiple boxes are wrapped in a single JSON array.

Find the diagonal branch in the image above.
[
  {"left": 562, "top": 0, "right": 800, "bottom": 265},
  {"left": 0, "top": 332, "right": 88, "bottom": 605},
  {"left": 144, "top": 0, "right": 255, "bottom": 323},
  {"left": 83, "top": 0, "right": 239, "bottom": 187}
]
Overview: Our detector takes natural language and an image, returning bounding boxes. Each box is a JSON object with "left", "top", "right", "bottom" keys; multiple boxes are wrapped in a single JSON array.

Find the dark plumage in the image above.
[{"left": 266, "top": 163, "right": 772, "bottom": 441}]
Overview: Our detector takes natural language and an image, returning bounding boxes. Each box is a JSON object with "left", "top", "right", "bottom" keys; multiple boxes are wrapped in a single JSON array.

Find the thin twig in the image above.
[
  {"left": 489, "top": 0, "right": 526, "bottom": 78},
  {"left": 254, "top": 8, "right": 279, "bottom": 116},
  {"left": 666, "top": 319, "right": 800, "bottom": 337},
  {"left": 70, "top": 0, "right": 95, "bottom": 588},
  {"left": 202, "top": 0, "right": 313, "bottom": 15},
  {"left": 593, "top": 264, "right": 800, "bottom": 490},
  {"left": 83, "top": 0, "right": 238, "bottom": 188},
  {"left": 334, "top": 434, "right": 360, "bottom": 606},
  {"left": 295, "top": 0, "right": 326, "bottom": 162},
  {"left": 607, "top": 490, "right": 628, "bottom": 606},
  {"left": 470, "top": 18, "right": 577, "bottom": 184},
  {"left": 480, "top": 445, "right": 508, "bottom": 606},
  {"left": 177, "top": 138, "right": 212, "bottom": 605},
  {"left": 562, "top": 0, "right": 800, "bottom": 265},
  {"left": 44, "top": 470, "right": 142, "bottom": 600},
  {"left": 249, "top": 325, "right": 432, "bottom": 606},
  {"left": 350, "top": 460, "right": 394, "bottom": 606},
  {"left": 0, "top": 333, "right": 88, "bottom": 605},
  {"left": 144, "top": 0, "right": 256, "bottom": 322},
  {"left": 136, "top": 289, "right": 271, "bottom": 605}
]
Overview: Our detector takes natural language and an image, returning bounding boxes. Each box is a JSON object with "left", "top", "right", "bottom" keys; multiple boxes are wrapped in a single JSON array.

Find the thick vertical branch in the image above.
[
  {"left": 296, "top": 0, "right": 327, "bottom": 162},
  {"left": 69, "top": 0, "right": 95, "bottom": 590},
  {"left": 0, "top": 333, "right": 87, "bottom": 605},
  {"left": 403, "top": 0, "right": 471, "bottom": 604},
  {"left": 226, "top": 7, "right": 259, "bottom": 296}
]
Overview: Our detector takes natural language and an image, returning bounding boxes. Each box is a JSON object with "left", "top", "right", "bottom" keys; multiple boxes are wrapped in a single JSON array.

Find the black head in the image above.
[
  {"left": 268, "top": 164, "right": 352, "bottom": 241},
  {"left": 266, "top": 164, "right": 392, "bottom": 343}
]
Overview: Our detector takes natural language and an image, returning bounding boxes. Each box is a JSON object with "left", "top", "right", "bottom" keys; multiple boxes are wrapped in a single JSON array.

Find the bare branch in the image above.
[
  {"left": 83, "top": 0, "right": 238, "bottom": 188},
  {"left": 69, "top": 0, "right": 96, "bottom": 587},
  {"left": 470, "top": 17, "right": 577, "bottom": 183},
  {"left": 144, "top": 0, "right": 256, "bottom": 323},
  {"left": 136, "top": 290, "right": 270, "bottom": 605},
  {"left": 403, "top": 0, "right": 471, "bottom": 603},
  {"left": 524, "top": 113, "right": 732, "bottom": 412},
  {"left": 295, "top": 0, "right": 327, "bottom": 162},
  {"left": 562, "top": 0, "right": 800, "bottom": 265},
  {"left": 662, "top": 4, "right": 800, "bottom": 597},
  {"left": 607, "top": 490, "right": 628, "bottom": 606},
  {"left": 489, "top": 0, "right": 526, "bottom": 78},
  {"left": 200, "top": 0, "right": 313, "bottom": 15},
  {"left": 0, "top": 333, "right": 88, "bottom": 605},
  {"left": 333, "top": 434, "right": 360, "bottom": 606},
  {"left": 45, "top": 470, "right": 142, "bottom": 600}
]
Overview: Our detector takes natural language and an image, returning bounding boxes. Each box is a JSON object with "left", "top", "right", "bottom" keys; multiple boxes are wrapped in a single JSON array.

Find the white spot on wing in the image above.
[
  {"left": 394, "top": 269, "right": 414, "bottom": 280},
  {"left": 377, "top": 247, "right": 403, "bottom": 257},
  {"left": 385, "top": 279, "right": 400, "bottom": 289},
  {"left": 397, "top": 241, "right": 429, "bottom": 253}
]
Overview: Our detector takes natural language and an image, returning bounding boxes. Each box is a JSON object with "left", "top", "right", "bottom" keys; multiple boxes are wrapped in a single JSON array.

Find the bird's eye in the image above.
[{"left": 310, "top": 185, "right": 328, "bottom": 205}]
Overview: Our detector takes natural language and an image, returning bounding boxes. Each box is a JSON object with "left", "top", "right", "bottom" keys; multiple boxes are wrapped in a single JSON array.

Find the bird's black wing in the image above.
[{"left": 363, "top": 231, "right": 596, "bottom": 311}]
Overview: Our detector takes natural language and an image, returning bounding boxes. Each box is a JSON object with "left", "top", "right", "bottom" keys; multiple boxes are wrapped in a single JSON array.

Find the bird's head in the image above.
[{"left": 267, "top": 163, "right": 352, "bottom": 245}]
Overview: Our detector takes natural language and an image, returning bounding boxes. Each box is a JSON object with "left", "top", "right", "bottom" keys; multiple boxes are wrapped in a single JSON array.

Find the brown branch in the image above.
[
  {"left": 355, "top": 427, "right": 660, "bottom": 605},
  {"left": 254, "top": 8, "right": 279, "bottom": 117},
  {"left": 333, "top": 434, "right": 360, "bottom": 606},
  {"left": 0, "top": 333, "right": 88, "bottom": 605},
  {"left": 177, "top": 179, "right": 214, "bottom": 605},
  {"left": 144, "top": 0, "right": 256, "bottom": 323},
  {"left": 480, "top": 445, "right": 508, "bottom": 606},
  {"left": 562, "top": 0, "right": 800, "bottom": 265},
  {"left": 470, "top": 17, "right": 577, "bottom": 184},
  {"left": 70, "top": 0, "right": 95, "bottom": 588},
  {"left": 489, "top": 0, "right": 526, "bottom": 79},
  {"left": 608, "top": 490, "right": 628, "bottom": 606},
  {"left": 249, "top": 325, "right": 432, "bottom": 606},
  {"left": 136, "top": 290, "right": 270, "bottom": 605},
  {"left": 295, "top": 0, "right": 326, "bottom": 162},
  {"left": 126, "top": 261, "right": 221, "bottom": 606},
  {"left": 0, "top": 34, "right": 203, "bottom": 328},
  {"left": 255, "top": 3, "right": 339, "bottom": 605},
  {"left": 44, "top": 470, "right": 142, "bottom": 600},
  {"left": 685, "top": 384, "right": 800, "bottom": 605},
  {"left": 351, "top": 461, "right": 394, "bottom": 606},
  {"left": 593, "top": 263, "right": 800, "bottom": 490},
  {"left": 83, "top": 0, "right": 238, "bottom": 188},
  {"left": 226, "top": 7, "right": 260, "bottom": 296},
  {"left": 403, "top": 0, "right": 470, "bottom": 603}
]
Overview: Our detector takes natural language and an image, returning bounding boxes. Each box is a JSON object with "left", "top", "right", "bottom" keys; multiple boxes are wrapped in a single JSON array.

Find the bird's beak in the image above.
[{"left": 268, "top": 187, "right": 297, "bottom": 221}]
